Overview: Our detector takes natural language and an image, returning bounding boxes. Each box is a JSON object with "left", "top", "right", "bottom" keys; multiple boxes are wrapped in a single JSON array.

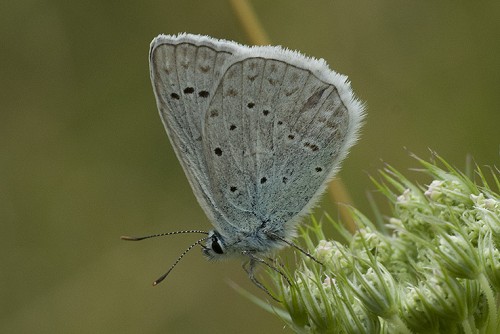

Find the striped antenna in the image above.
[
  {"left": 121, "top": 230, "right": 210, "bottom": 285},
  {"left": 121, "top": 230, "right": 209, "bottom": 241},
  {"left": 153, "top": 236, "right": 209, "bottom": 286}
]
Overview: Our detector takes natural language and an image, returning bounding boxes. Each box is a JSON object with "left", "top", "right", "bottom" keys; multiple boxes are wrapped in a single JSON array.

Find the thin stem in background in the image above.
[{"left": 229, "top": 0, "right": 270, "bottom": 45}]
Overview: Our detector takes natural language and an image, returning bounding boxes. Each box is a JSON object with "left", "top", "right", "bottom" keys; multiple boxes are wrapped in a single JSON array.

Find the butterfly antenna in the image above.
[
  {"left": 270, "top": 234, "right": 323, "bottom": 265},
  {"left": 121, "top": 230, "right": 208, "bottom": 241},
  {"left": 152, "top": 236, "right": 209, "bottom": 286}
]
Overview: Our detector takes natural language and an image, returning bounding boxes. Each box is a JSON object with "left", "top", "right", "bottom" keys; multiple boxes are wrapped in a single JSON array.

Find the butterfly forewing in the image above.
[{"left": 149, "top": 36, "right": 237, "bottom": 224}]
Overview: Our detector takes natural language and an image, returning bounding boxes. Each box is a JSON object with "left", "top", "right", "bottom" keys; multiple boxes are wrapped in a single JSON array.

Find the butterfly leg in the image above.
[
  {"left": 242, "top": 252, "right": 293, "bottom": 301},
  {"left": 242, "top": 257, "right": 280, "bottom": 302},
  {"left": 268, "top": 233, "right": 323, "bottom": 265}
]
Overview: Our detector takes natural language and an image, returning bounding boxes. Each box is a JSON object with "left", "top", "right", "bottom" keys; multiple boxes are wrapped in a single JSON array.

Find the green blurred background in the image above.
[{"left": 1, "top": 0, "right": 499, "bottom": 333}]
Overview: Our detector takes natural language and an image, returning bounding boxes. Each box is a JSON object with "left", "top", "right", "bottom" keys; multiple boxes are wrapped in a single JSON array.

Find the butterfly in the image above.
[{"left": 122, "top": 33, "right": 364, "bottom": 298}]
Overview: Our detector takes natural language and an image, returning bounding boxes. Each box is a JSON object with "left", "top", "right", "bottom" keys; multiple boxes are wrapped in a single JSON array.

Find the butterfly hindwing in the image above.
[{"left": 203, "top": 48, "right": 362, "bottom": 235}]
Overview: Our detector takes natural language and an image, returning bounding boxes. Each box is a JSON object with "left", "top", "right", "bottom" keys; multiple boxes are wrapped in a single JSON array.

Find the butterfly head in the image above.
[
  {"left": 202, "top": 226, "right": 293, "bottom": 260},
  {"left": 202, "top": 230, "right": 228, "bottom": 260}
]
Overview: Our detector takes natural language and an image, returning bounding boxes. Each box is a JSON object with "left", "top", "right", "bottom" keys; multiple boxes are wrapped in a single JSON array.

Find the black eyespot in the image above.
[
  {"left": 229, "top": 124, "right": 237, "bottom": 131},
  {"left": 260, "top": 177, "right": 267, "bottom": 184},
  {"left": 230, "top": 186, "right": 237, "bottom": 192},
  {"left": 170, "top": 93, "right": 180, "bottom": 100},
  {"left": 198, "top": 90, "right": 209, "bottom": 98},
  {"left": 262, "top": 109, "right": 269, "bottom": 116},
  {"left": 214, "top": 147, "right": 222, "bottom": 156},
  {"left": 315, "top": 167, "right": 323, "bottom": 172},
  {"left": 211, "top": 237, "right": 224, "bottom": 254},
  {"left": 183, "top": 87, "right": 194, "bottom": 94},
  {"left": 247, "top": 102, "right": 255, "bottom": 109}
]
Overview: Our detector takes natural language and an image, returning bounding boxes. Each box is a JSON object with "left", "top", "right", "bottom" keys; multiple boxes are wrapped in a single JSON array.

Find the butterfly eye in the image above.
[{"left": 211, "top": 236, "right": 224, "bottom": 254}]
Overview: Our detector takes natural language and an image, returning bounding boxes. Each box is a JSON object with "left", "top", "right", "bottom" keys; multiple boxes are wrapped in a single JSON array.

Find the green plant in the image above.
[{"left": 256, "top": 154, "right": 500, "bottom": 333}]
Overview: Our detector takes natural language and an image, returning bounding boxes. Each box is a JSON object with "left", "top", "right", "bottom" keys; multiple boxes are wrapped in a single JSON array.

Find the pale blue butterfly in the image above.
[{"left": 122, "top": 33, "right": 365, "bottom": 297}]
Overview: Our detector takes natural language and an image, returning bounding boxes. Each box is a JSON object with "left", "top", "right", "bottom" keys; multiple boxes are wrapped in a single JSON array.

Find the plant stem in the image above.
[
  {"left": 479, "top": 273, "right": 498, "bottom": 333},
  {"left": 228, "top": 0, "right": 270, "bottom": 45}
]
